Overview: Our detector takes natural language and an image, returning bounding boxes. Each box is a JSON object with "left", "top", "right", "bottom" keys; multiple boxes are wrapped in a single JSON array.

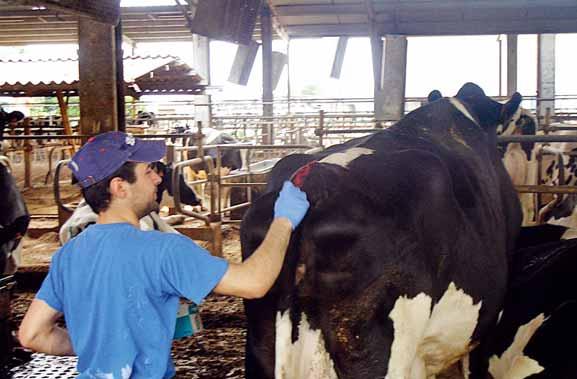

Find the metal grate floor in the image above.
[{"left": 9, "top": 353, "right": 78, "bottom": 378}]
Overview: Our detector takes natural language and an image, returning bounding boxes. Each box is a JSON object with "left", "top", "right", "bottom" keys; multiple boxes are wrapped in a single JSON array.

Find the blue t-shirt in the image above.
[{"left": 36, "top": 223, "right": 228, "bottom": 379}]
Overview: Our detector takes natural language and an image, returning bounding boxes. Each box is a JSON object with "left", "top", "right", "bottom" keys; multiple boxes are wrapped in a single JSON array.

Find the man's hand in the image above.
[{"left": 273, "top": 181, "right": 310, "bottom": 230}]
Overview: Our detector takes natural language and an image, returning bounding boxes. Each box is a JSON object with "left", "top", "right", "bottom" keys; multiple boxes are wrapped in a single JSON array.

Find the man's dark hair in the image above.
[{"left": 81, "top": 162, "right": 138, "bottom": 213}]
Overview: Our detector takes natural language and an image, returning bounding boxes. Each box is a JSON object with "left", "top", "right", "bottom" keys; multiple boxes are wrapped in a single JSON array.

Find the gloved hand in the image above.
[{"left": 274, "top": 181, "right": 310, "bottom": 230}]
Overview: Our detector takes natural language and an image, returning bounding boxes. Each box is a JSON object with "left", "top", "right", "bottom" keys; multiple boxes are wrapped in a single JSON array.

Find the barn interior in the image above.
[{"left": 3, "top": 0, "right": 577, "bottom": 378}]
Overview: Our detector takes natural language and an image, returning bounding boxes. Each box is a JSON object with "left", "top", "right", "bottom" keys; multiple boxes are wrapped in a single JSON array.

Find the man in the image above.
[{"left": 18, "top": 131, "right": 309, "bottom": 378}]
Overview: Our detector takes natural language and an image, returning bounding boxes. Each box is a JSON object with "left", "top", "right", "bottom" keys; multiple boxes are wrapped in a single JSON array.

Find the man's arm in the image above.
[
  {"left": 19, "top": 299, "right": 75, "bottom": 356},
  {"left": 214, "top": 217, "right": 292, "bottom": 299},
  {"left": 214, "top": 181, "right": 309, "bottom": 299}
]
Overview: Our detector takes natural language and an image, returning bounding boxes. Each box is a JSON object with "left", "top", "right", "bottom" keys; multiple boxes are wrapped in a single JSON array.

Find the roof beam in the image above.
[
  {"left": 16, "top": 0, "right": 120, "bottom": 24},
  {"left": 275, "top": 3, "right": 363, "bottom": 16}
]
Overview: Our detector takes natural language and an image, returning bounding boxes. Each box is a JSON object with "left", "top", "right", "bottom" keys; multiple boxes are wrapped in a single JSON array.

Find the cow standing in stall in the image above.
[
  {"left": 0, "top": 159, "right": 30, "bottom": 374},
  {"left": 489, "top": 107, "right": 577, "bottom": 237},
  {"left": 429, "top": 93, "right": 577, "bottom": 378},
  {"left": 241, "top": 83, "right": 529, "bottom": 378},
  {"left": 180, "top": 127, "right": 246, "bottom": 214},
  {"left": 0, "top": 160, "right": 29, "bottom": 275},
  {"left": 0, "top": 109, "right": 25, "bottom": 154},
  {"left": 486, "top": 237, "right": 577, "bottom": 379}
]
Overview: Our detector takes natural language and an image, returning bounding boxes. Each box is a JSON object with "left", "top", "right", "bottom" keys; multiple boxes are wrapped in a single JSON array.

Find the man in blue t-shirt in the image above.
[{"left": 18, "top": 131, "right": 309, "bottom": 378}]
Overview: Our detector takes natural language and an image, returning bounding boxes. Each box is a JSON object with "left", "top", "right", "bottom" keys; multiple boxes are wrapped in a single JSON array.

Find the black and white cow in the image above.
[
  {"left": 486, "top": 238, "right": 577, "bottom": 378},
  {"left": 491, "top": 113, "right": 577, "bottom": 235},
  {"left": 0, "top": 108, "right": 24, "bottom": 140},
  {"left": 60, "top": 161, "right": 199, "bottom": 244},
  {"left": 0, "top": 160, "right": 30, "bottom": 275},
  {"left": 0, "top": 109, "right": 25, "bottom": 153},
  {"left": 180, "top": 127, "right": 244, "bottom": 171},
  {"left": 241, "top": 83, "right": 526, "bottom": 378}
]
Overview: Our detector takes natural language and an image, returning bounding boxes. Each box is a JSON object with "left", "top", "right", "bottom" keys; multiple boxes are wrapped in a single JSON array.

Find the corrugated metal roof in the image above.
[
  {"left": 0, "top": 55, "right": 181, "bottom": 84},
  {"left": 0, "top": 55, "right": 205, "bottom": 97}
]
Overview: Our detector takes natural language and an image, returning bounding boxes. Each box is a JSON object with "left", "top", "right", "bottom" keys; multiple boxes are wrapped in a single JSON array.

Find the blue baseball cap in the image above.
[{"left": 68, "top": 131, "right": 166, "bottom": 188}]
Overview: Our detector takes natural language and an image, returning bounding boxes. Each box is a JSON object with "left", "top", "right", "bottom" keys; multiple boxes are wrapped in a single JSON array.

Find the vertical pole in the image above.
[
  {"left": 498, "top": 35, "right": 503, "bottom": 97},
  {"left": 287, "top": 38, "right": 291, "bottom": 115},
  {"left": 537, "top": 34, "right": 556, "bottom": 125},
  {"left": 23, "top": 118, "right": 32, "bottom": 187},
  {"left": 193, "top": 34, "right": 211, "bottom": 85},
  {"left": 507, "top": 35, "right": 518, "bottom": 96},
  {"left": 381, "top": 35, "right": 408, "bottom": 122},
  {"left": 261, "top": 4, "right": 274, "bottom": 145},
  {"left": 115, "top": 19, "right": 125, "bottom": 132},
  {"left": 23, "top": 118, "right": 32, "bottom": 189},
  {"left": 78, "top": 16, "right": 118, "bottom": 136},
  {"left": 56, "top": 91, "right": 75, "bottom": 154},
  {"left": 318, "top": 110, "right": 325, "bottom": 147}
]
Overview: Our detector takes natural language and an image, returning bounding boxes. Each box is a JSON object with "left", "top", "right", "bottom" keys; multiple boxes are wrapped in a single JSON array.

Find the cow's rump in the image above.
[{"left": 241, "top": 83, "right": 523, "bottom": 379}]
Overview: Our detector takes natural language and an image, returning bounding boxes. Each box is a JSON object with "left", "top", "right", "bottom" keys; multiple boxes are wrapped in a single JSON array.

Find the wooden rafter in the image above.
[{"left": 12, "top": 0, "right": 120, "bottom": 25}]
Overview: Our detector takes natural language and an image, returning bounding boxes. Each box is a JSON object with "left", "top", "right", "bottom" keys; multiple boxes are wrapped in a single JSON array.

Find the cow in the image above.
[
  {"left": 60, "top": 160, "right": 199, "bottom": 244},
  {"left": 0, "top": 159, "right": 30, "bottom": 275},
  {"left": 241, "top": 83, "right": 526, "bottom": 379},
  {"left": 486, "top": 238, "right": 577, "bottom": 378},
  {"left": 134, "top": 111, "right": 157, "bottom": 126},
  {"left": 59, "top": 200, "right": 184, "bottom": 244},
  {"left": 178, "top": 126, "right": 245, "bottom": 171},
  {"left": 493, "top": 111, "right": 577, "bottom": 236},
  {"left": 0, "top": 109, "right": 25, "bottom": 155},
  {"left": 151, "top": 160, "right": 201, "bottom": 209},
  {"left": 0, "top": 108, "right": 24, "bottom": 141}
]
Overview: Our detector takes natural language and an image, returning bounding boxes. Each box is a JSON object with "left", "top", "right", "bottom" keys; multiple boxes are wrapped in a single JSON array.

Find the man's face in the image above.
[{"left": 129, "top": 162, "right": 162, "bottom": 218}]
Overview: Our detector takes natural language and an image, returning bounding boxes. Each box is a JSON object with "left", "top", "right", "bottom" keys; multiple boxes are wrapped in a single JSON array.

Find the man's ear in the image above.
[{"left": 109, "top": 177, "right": 128, "bottom": 199}]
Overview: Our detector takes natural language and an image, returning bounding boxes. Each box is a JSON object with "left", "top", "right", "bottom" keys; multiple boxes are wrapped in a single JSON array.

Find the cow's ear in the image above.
[
  {"left": 500, "top": 92, "right": 522, "bottom": 124},
  {"left": 427, "top": 90, "right": 443, "bottom": 103}
]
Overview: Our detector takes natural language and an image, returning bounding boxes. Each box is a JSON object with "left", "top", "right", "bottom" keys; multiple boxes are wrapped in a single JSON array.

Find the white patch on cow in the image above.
[
  {"left": 275, "top": 311, "right": 338, "bottom": 379},
  {"left": 560, "top": 225, "right": 577, "bottom": 240},
  {"left": 319, "top": 147, "right": 374, "bottom": 168},
  {"left": 497, "top": 310, "right": 504, "bottom": 324},
  {"left": 139, "top": 212, "right": 179, "bottom": 234},
  {"left": 386, "top": 282, "right": 481, "bottom": 378},
  {"left": 488, "top": 313, "right": 545, "bottom": 379},
  {"left": 60, "top": 201, "right": 180, "bottom": 244},
  {"left": 449, "top": 98, "right": 479, "bottom": 127},
  {"left": 461, "top": 354, "right": 470, "bottom": 379},
  {"left": 386, "top": 293, "right": 431, "bottom": 378},
  {"left": 498, "top": 107, "right": 523, "bottom": 136}
]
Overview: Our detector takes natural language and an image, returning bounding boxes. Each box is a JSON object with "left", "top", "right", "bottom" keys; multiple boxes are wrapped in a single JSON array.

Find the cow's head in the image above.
[
  {"left": 454, "top": 83, "right": 522, "bottom": 133},
  {"left": 151, "top": 161, "right": 200, "bottom": 206},
  {"left": 427, "top": 85, "right": 535, "bottom": 158}
]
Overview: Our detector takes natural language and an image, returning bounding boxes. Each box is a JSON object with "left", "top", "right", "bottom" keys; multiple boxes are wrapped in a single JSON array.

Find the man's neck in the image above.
[{"left": 97, "top": 206, "right": 140, "bottom": 228}]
